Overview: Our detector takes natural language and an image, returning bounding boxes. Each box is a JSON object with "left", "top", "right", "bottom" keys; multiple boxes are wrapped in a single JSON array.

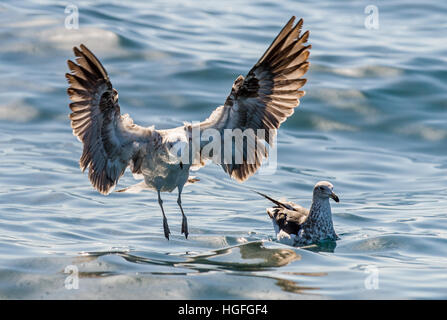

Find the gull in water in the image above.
[
  {"left": 66, "top": 16, "right": 311, "bottom": 239},
  {"left": 256, "top": 181, "right": 339, "bottom": 246}
]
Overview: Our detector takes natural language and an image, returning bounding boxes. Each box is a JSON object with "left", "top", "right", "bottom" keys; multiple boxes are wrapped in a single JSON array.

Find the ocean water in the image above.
[{"left": 1, "top": 0, "right": 447, "bottom": 299}]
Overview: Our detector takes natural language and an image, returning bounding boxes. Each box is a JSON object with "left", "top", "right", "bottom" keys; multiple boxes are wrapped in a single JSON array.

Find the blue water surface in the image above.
[{"left": 0, "top": 0, "right": 447, "bottom": 299}]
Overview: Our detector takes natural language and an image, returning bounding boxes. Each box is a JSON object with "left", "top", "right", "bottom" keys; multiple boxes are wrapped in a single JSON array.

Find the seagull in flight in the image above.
[{"left": 66, "top": 16, "right": 311, "bottom": 240}]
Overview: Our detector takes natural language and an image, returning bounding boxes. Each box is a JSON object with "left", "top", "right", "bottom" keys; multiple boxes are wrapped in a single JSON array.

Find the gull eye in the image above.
[{"left": 319, "top": 186, "right": 324, "bottom": 191}]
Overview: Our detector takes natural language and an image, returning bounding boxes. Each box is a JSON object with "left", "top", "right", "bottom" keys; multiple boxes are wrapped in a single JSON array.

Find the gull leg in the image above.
[
  {"left": 177, "top": 187, "right": 188, "bottom": 239},
  {"left": 157, "top": 190, "right": 170, "bottom": 240}
]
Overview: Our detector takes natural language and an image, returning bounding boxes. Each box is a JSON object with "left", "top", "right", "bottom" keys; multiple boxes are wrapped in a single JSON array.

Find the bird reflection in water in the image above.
[{"left": 65, "top": 241, "right": 329, "bottom": 296}]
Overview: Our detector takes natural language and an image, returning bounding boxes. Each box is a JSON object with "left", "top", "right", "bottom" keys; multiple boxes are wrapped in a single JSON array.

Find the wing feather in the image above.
[
  {"left": 66, "top": 44, "right": 153, "bottom": 194},
  {"left": 196, "top": 17, "right": 311, "bottom": 181},
  {"left": 259, "top": 191, "right": 309, "bottom": 235}
]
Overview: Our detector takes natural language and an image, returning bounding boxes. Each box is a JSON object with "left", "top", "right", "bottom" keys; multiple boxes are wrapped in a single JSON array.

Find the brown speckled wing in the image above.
[
  {"left": 259, "top": 191, "right": 309, "bottom": 235},
  {"left": 199, "top": 16, "right": 311, "bottom": 182},
  {"left": 66, "top": 44, "right": 153, "bottom": 195}
]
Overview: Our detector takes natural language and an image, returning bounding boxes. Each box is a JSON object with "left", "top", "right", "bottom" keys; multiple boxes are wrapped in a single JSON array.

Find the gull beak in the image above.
[{"left": 330, "top": 192, "right": 339, "bottom": 203}]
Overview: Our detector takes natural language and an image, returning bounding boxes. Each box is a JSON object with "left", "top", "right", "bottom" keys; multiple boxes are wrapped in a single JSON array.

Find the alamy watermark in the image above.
[
  {"left": 167, "top": 124, "right": 278, "bottom": 176},
  {"left": 364, "top": 265, "right": 379, "bottom": 290},
  {"left": 364, "top": 5, "right": 379, "bottom": 30},
  {"left": 64, "top": 265, "right": 79, "bottom": 290},
  {"left": 65, "top": 4, "right": 79, "bottom": 30}
]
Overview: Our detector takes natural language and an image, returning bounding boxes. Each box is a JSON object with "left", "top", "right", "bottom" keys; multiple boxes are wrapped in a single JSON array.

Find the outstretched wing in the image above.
[
  {"left": 195, "top": 16, "right": 310, "bottom": 181},
  {"left": 66, "top": 44, "right": 154, "bottom": 195}
]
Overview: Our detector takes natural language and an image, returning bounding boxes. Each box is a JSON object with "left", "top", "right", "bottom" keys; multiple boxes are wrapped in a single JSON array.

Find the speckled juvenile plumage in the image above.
[{"left": 258, "top": 181, "right": 339, "bottom": 246}]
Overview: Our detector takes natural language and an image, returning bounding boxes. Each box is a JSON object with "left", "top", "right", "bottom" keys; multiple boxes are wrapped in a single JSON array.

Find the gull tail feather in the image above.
[
  {"left": 116, "top": 181, "right": 147, "bottom": 193},
  {"left": 253, "top": 190, "right": 290, "bottom": 209},
  {"left": 185, "top": 176, "right": 200, "bottom": 186}
]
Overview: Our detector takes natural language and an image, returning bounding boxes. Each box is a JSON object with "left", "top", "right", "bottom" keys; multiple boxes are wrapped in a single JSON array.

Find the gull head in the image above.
[{"left": 313, "top": 181, "right": 339, "bottom": 203}]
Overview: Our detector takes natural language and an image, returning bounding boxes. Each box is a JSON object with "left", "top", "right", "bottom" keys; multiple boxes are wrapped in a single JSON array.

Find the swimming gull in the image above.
[
  {"left": 256, "top": 181, "right": 339, "bottom": 246},
  {"left": 66, "top": 16, "right": 311, "bottom": 239}
]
